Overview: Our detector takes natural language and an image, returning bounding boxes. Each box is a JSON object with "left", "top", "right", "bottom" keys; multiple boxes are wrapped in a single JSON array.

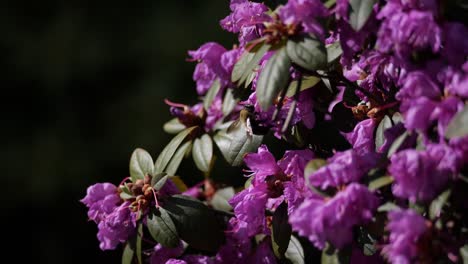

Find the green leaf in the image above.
[
  {"left": 445, "top": 104, "right": 468, "bottom": 139},
  {"left": 153, "top": 175, "right": 169, "bottom": 191},
  {"left": 163, "top": 118, "right": 185, "bottom": 135},
  {"left": 321, "top": 244, "right": 351, "bottom": 264},
  {"left": 155, "top": 126, "right": 196, "bottom": 174},
  {"left": 129, "top": 148, "right": 154, "bottom": 182},
  {"left": 222, "top": 88, "right": 238, "bottom": 117},
  {"left": 232, "top": 43, "right": 271, "bottom": 85},
  {"left": 285, "top": 236, "right": 305, "bottom": 264},
  {"left": 387, "top": 131, "right": 409, "bottom": 157},
  {"left": 257, "top": 47, "right": 292, "bottom": 110},
  {"left": 151, "top": 172, "right": 167, "bottom": 187},
  {"left": 136, "top": 224, "right": 142, "bottom": 264},
  {"left": 122, "top": 241, "right": 135, "bottom": 264},
  {"left": 377, "top": 202, "right": 399, "bottom": 212},
  {"left": 165, "top": 140, "right": 192, "bottom": 176},
  {"left": 326, "top": 41, "right": 342, "bottom": 64},
  {"left": 460, "top": 245, "right": 468, "bottom": 264},
  {"left": 429, "top": 189, "right": 451, "bottom": 220},
  {"left": 163, "top": 195, "right": 225, "bottom": 252},
  {"left": 192, "top": 134, "right": 213, "bottom": 173},
  {"left": 211, "top": 187, "right": 235, "bottom": 211},
  {"left": 286, "top": 76, "right": 321, "bottom": 97},
  {"left": 204, "top": 79, "right": 221, "bottom": 111},
  {"left": 147, "top": 209, "right": 180, "bottom": 248},
  {"left": 244, "top": 176, "right": 254, "bottom": 189},
  {"left": 120, "top": 192, "right": 134, "bottom": 200},
  {"left": 375, "top": 115, "right": 392, "bottom": 151},
  {"left": 213, "top": 130, "right": 232, "bottom": 162},
  {"left": 272, "top": 202, "right": 292, "bottom": 258},
  {"left": 226, "top": 122, "right": 263, "bottom": 166},
  {"left": 368, "top": 175, "right": 394, "bottom": 191},
  {"left": 349, "top": 0, "right": 377, "bottom": 31},
  {"left": 287, "top": 35, "right": 327, "bottom": 71}
]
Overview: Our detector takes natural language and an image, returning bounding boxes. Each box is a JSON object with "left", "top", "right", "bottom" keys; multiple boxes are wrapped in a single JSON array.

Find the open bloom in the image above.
[{"left": 290, "top": 183, "right": 379, "bottom": 249}]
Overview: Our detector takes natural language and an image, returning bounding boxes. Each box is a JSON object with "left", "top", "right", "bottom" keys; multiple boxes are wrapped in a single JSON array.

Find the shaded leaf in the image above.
[
  {"left": 321, "top": 244, "right": 351, "bottom": 264},
  {"left": 130, "top": 148, "right": 154, "bottom": 182},
  {"left": 153, "top": 175, "right": 169, "bottom": 191},
  {"left": 429, "top": 189, "right": 451, "bottom": 220},
  {"left": 445, "top": 104, "right": 468, "bottom": 139},
  {"left": 222, "top": 88, "right": 238, "bottom": 116},
  {"left": 326, "top": 41, "right": 342, "bottom": 64},
  {"left": 155, "top": 127, "right": 196, "bottom": 174},
  {"left": 285, "top": 236, "right": 305, "bottom": 264},
  {"left": 375, "top": 115, "right": 392, "bottom": 151},
  {"left": 287, "top": 35, "right": 327, "bottom": 71},
  {"left": 163, "top": 118, "right": 185, "bottom": 135},
  {"left": 213, "top": 130, "right": 232, "bottom": 162},
  {"left": 257, "top": 47, "right": 292, "bottom": 110},
  {"left": 147, "top": 209, "right": 180, "bottom": 248},
  {"left": 368, "top": 175, "right": 394, "bottom": 191},
  {"left": 165, "top": 140, "right": 192, "bottom": 176},
  {"left": 163, "top": 195, "right": 225, "bottom": 252},
  {"left": 286, "top": 76, "right": 321, "bottom": 97},
  {"left": 211, "top": 187, "right": 235, "bottom": 211},
  {"left": 377, "top": 202, "right": 399, "bottom": 212},
  {"left": 136, "top": 224, "right": 142, "bottom": 264},
  {"left": 272, "top": 202, "right": 292, "bottom": 258},
  {"left": 122, "top": 241, "right": 135, "bottom": 264},
  {"left": 349, "top": 0, "right": 377, "bottom": 31},
  {"left": 460, "top": 245, "right": 468, "bottom": 264},
  {"left": 232, "top": 43, "right": 271, "bottom": 85},
  {"left": 387, "top": 131, "right": 409, "bottom": 157},
  {"left": 304, "top": 159, "right": 329, "bottom": 196},
  {"left": 204, "top": 79, "right": 221, "bottom": 111},
  {"left": 192, "top": 134, "right": 213, "bottom": 173},
  {"left": 170, "top": 176, "right": 188, "bottom": 192},
  {"left": 151, "top": 172, "right": 167, "bottom": 187}
]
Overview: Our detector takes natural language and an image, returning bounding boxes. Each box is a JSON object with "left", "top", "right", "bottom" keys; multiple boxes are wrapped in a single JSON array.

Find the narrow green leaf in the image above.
[
  {"left": 153, "top": 175, "right": 169, "bottom": 191},
  {"left": 151, "top": 172, "right": 167, "bottom": 187},
  {"left": 326, "top": 41, "right": 342, "bottom": 64},
  {"left": 222, "top": 89, "right": 238, "bottom": 117},
  {"left": 377, "top": 202, "right": 400, "bottom": 212},
  {"left": 349, "top": 0, "right": 377, "bottom": 31},
  {"left": 285, "top": 236, "right": 305, "bottom": 264},
  {"left": 211, "top": 187, "right": 235, "bottom": 211},
  {"left": 244, "top": 176, "right": 254, "bottom": 189},
  {"left": 204, "top": 79, "right": 221, "bottom": 111},
  {"left": 122, "top": 241, "right": 135, "bottom": 264},
  {"left": 154, "top": 127, "right": 196, "bottom": 174},
  {"left": 429, "top": 189, "right": 451, "bottom": 220},
  {"left": 445, "top": 104, "right": 468, "bottom": 139},
  {"left": 136, "top": 224, "right": 142, "bottom": 264},
  {"left": 321, "top": 244, "right": 351, "bottom": 264},
  {"left": 272, "top": 202, "right": 292, "bottom": 258},
  {"left": 213, "top": 130, "right": 232, "bottom": 162},
  {"left": 460, "top": 245, "right": 468, "bottom": 264},
  {"left": 257, "top": 47, "right": 292, "bottom": 110},
  {"left": 375, "top": 115, "right": 392, "bottom": 151},
  {"left": 239, "top": 44, "right": 271, "bottom": 85},
  {"left": 163, "top": 118, "right": 185, "bottom": 135},
  {"left": 192, "top": 134, "right": 213, "bottom": 173},
  {"left": 129, "top": 148, "right": 154, "bottom": 182},
  {"left": 163, "top": 195, "right": 225, "bottom": 252},
  {"left": 387, "top": 131, "right": 409, "bottom": 157},
  {"left": 287, "top": 35, "right": 327, "bottom": 71},
  {"left": 286, "top": 76, "right": 321, "bottom": 97},
  {"left": 120, "top": 192, "right": 134, "bottom": 200},
  {"left": 147, "top": 209, "right": 180, "bottom": 248},
  {"left": 368, "top": 175, "right": 394, "bottom": 191},
  {"left": 165, "top": 140, "right": 192, "bottom": 176},
  {"left": 232, "top": 50, "right": 255, "bottom": 82}
]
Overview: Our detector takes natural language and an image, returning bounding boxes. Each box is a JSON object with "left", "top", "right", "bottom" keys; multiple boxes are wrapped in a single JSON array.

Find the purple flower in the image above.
[
  {"left": 345, "top": 119, "right": 376, "bottom": 155},
  {"left": 308, "top": 150, "right": 377, "bottom": 189},
  {"left": 244, "top": 145, "right": 281, "bottom": 183},
  {"left": 400, "top": 97, "right": 437, "bottom": 132},
  {"left": 396, "top": 71, "right": 441, "bottom": 101},
  {"left": 290, "top": 183, "right": 379, "bottom": 249},
  {"left": 377, "top": 9, "right": 441, "bottom": 58},
  {"left": 279, "top": 0, "right": 329, "bottom": 38},
  {"left": 215, "top": 219, "right": 252, "bottom": 263},
  {"left": 388, "top": 146, "right": 460, "bottom": 202},
  {"left": 442, "top": 63, "right": 468, "bottom": 98},
  {"left": 220, "top": 0, "right": 270, "bottom": 45},
  {"left": 151, "top": 243, "right": 184, "bottom": 264},
  {"left": 165, "top": 260, "right": 187, "bottom": 264},
  {"left": 382, "top": 209, "right": 428, "bottom": 264},
  {"left": 246, "top": 239, "right": 277, "bottom": 264},
  {"left": 97, "top": 201, "right": 137, "bottom": 250},
  {"left": 165, "top": 99, "right": 224, "bottom": 133},
  {"left": 431, "top": 96, "right": 465, "bottom": 138},
  {"left": 183, "top": 255, "right": 215, "bottom": 264},
  {"left": 81, "top": 183, "right": 121, "bottom": 223}
]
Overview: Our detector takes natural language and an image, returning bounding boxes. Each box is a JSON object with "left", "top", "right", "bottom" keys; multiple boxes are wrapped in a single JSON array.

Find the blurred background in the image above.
[{"left": 1, "top": 0, "right": 236, "bottom": 262}]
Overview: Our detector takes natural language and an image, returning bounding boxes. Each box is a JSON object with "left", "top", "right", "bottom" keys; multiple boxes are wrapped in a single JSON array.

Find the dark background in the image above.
[{"left": 1, "top": 0, "right": 235, "bottom": 262}]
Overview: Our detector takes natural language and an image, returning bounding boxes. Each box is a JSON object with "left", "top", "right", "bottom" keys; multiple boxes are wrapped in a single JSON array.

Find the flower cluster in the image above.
[{"left": 82, "top": 0, "right": 467, "bottom": 263}]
